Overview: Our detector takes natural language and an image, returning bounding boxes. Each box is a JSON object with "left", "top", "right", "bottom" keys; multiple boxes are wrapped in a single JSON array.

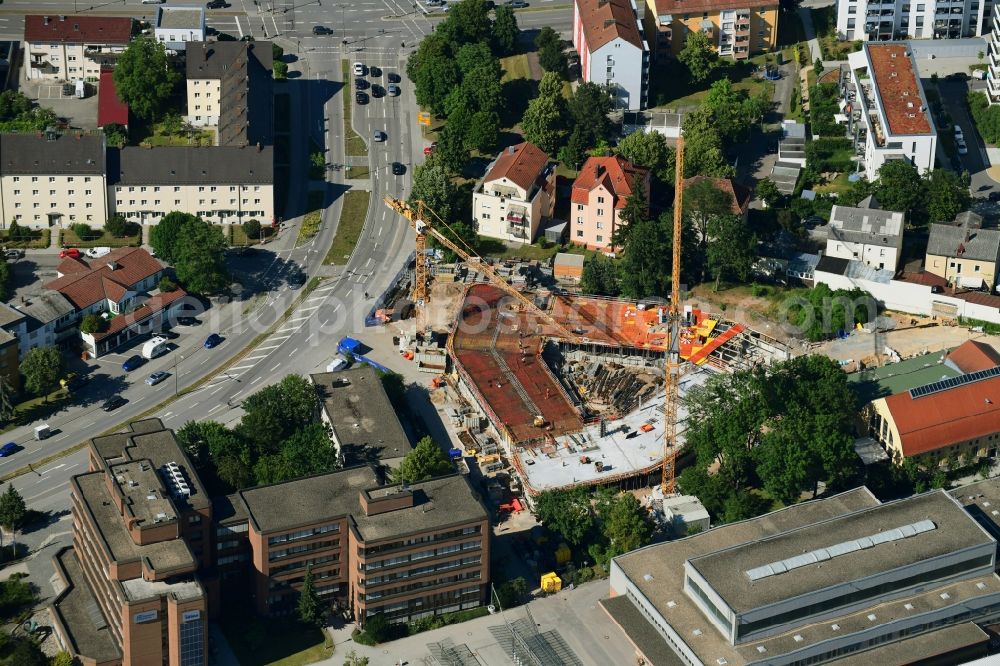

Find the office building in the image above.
[
  {"left": 846, "top": 42, "right": 938, "bottom": 177},
  {"left": 23, "top": 14, "right": 135, "bottom": 82},
  {"left": 573, "top": 0, "right": 650, "bottom": 110},
  {"left": 570, "top": 155, "right": 650, "bottom": 250},
  {"left": 472, "top": 143, "right": 556, "bottom": 243},
  {"left": 642, "top": 0, "right": 779, "bottom": 61},
  {"left": 836, "top": 0, "right": 993, "bottom": 42}
]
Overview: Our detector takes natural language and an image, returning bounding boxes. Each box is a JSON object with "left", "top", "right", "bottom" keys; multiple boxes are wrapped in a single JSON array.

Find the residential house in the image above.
[
  {"left": 185, "top": 41, "right": 274, "bottom": 148},
  {"left": 837, "top": 0, "right": 993, "bottom": 42},
  {"left": 44, "top": 247, "right": 186, "bottom": 357},
  {"left": 641, "top": 0, "right": 779, "bottom": 61},
  {"left": 472, "top": 143, "right": 555, "bottom": 243},
  {"left": 109, "top": 145, "right": 274, "bottom": 226},
  {"left": 570, "top": 155, "right": 650, "bottom": 250},
  {"left": 926, "top": 211, "right": 1000, "bottom": 290},
  {"left": 23, "top": 14, "right": 135, "bottom": 82},
  {"left": 0, "top": 291, "right": 76, "bottom": 358},
  {"left": 154, "top": 6, "right": 205, "bottom": 52},
  {"left": 0, "top": 132, "right": 109, "bottom": 230},
  {"left": 846, "top": 43, "right": 938, "bottom": 177},
  {"left": 824, "top": 202, "right": 905, "bottom": 271},
  {"left": 0, "top": 304, "right": 22, "bottom": 392},
  {"left": 572, "top": 0, "right": 649, "bottom": 110}
]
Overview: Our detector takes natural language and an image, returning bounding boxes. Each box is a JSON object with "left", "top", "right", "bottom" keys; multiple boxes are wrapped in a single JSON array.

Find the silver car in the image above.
[
  {"left": 145, "top": 371, "right": 169, "bottom": 386},
  {"left": 373, "top": 130, "right": 387, "bottom": 142}
]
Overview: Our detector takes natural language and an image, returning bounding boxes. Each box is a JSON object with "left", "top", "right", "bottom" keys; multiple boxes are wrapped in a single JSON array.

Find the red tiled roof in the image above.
[
  {"left": 57, "top": 257, "right": 90, "bottom": 276},
  {"left": 93, "top": 289, "right": 188, "bottom": 341},
  {"left": 650, "top": 0, "right": 776, "bottom": 15},
  {"left": 97, "top": 68, "right": 129, "bottom": 128},
  {"left": 483, "top": 143, "right": 550, "bottom": 191},
  {"left": 46, "top": 247, "right": 163, "bottom": 310},
  {"left": 683, "top": 176, "right": 751, "bottom": 215},
  {"left": 885, "top": 374, "right": 1000, "bottom": 457},
  {"left": 575, "top": 0, "right": 644, "bottom": 52},
  {"left": 899, "top": 271, "right": 948, "bottom": 288},
  {"left": 946, "top": 340, "right": 1000, "bottom": 374},
  {"left": 24, "top": 15, "right": 134, "bottom": 45},
  {"left": 867, "top": 43, "right": 933, "bottom": 136},
  {"left": 571, "top": 155, "right": 649, "bottom": 208}
]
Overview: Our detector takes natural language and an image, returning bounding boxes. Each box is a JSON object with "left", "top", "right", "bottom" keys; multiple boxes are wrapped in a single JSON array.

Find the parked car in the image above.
[
  {"left": 85, "top": 246, "right": 111, "bottom": 258},
  {"left": 387, "top": 84, "right": 400, "bottom": 96},
  {"left": 371, "top": 84, "right": 384, "bottom": 98},
  {"left": 0, "top": 443, "right": 17, "bottom": 457},
  {"left": 102, "top": 396, "right": 127, "bottom": 411},
  {"left": 59, "top": 248, "right": 81, "bottom": 259},
  {"left": 204, "top": 333, "right": 223, "bottom": 349},
  {"left": 356, "top": 91, "right": 369, "bottom": 104},
  {"left": 3, "top": 249, "right": 23, "bottom": 260},
  {"left": 312, "top": 25, "right": 333, "bottom": 35},
  {"left": 370, "top": 66, "right": 382, "bottom": 77},
  {"left": 353, "top": 62, "right": 366, "bottom": 76},
  {"left": 373, "top": 130, "right": 387, "bottom": 142},
  {"left": 387, "top": 72, "right": 401, "bottom": 83},
  {"left": 145, "top": 371, "right": 169, "bottom": 386},
  {"left": 355, "top": 77, "right": 369, "bottom": 90},
  {"left": 122, "top": 355, "right": 146, "bottom": 372},
  {"left": 508, "top": 0, "right": 528, "bottom": 7},
  {"left": 176, "top": 316, "right": 199, "bottom": 326},
  {"left": 207, "top": 0, "right": 228, "bottom": 7},
  {"left": 957, "top": 140, "right": 969, "bottom": 155},
  {"left": 954, "top": 125, "right": 964, "bottom": 140}
]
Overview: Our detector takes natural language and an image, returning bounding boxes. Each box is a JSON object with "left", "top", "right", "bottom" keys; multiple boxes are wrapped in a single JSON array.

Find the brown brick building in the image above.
[{"left": 50, "top": 419, "right": 490, "bottom": 665}]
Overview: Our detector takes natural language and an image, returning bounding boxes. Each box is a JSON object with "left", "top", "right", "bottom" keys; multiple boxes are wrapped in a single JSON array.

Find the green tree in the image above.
[
  {"left": 79, "top": 313, "right": 106, "bottom": 335},
  {"left": 0, "top": 91, "right": 57, "bottom": 132},
  {"left": 534, "top": 26, "right": 561, "bottom": 52},
  {"left": 395, "top": 436, "right": 452, "bottom": 484},
  {"left": 158, "top": 276, "right": 178, "bottom": 292},
  {"left": 924, "top": 169, "right": 970, "bottom": 224},
  {"left": 0, "top": 485, "right": 26, "bottom": 556},
  {"left": 616, "top": 130, "right": 675, "bottom": 183},
  {"left": 568, "top": 82, "right": 614, "bottom": 147},
  {"left": 456, "top": 41, "right": 495, "bottom": 76},
  {"left": 105, "top": 214, "right": 129, "bottom": 237},
  {"left": 435, "top": 125, "right": 469, "bottom": 175},
  {"left": 51, "top": 652, "right": 75, "bottom": 666},
  {"left": 492, "top": 5, "right": 520, "bottom": 55},
  {"left": 678, "top": 31, "right": 719, "bottom": 82},
  {"left": 409, "top": 158, "right": 461, "bottom": 223},
  {"left": 439, "top": 0, "right": 494, "bottom": 45},
  {"left": 343, "top": 651, "right": 371, "bottom": 666},
  {"left": 21, "top": 347, "right": 63, "bottom": 400},
  {"left": 539, "top": 42, "right": 569, "bottom": 79},
  {"left": 113, "top": 38, "right": 180, "bottom": 121},
  {"left": 600, "top": 493, "right": 652, "bottom": 559},
  {"left": 178, "top": 420, "right": 253, "bottom": 491},
  {"left": 580, "top": 252, "right": 621, "bottom": 296},
  {"left": 255, "top": 424, "right": 339, "bottom": 485},
  {"left": 150, "top": 211, "right": 199, "bottom": 263},
  {"left": 103, "top": 122, "right": 128, "bottom": 148},
  {"left": 557, "top": 126, "right": 590, "bottom": 172},
  {"left": 238, "top": 375, "right": 319, "bottom": 455},
  {"left": 242, "top": 218, "right": 262, "bottom": 241},
  {"left": 407, "top": 34, "right": 461, "bottom": 116},
  {"left": 755, "top": 177, "right": 782, "bottom": 208},
  {"left": 495, "top": 577, "right": 528, "bottom": 608},
  {"left": 297, "top": 565, "right": 324, "bottom": 626},
  {"left": 0, "top": 258, "right": 9, "bottom": 303},
  {"left": 534, "top": 487, "right": 593, "bottom": 545},
  {"left": 10, "top": 639, "right": 47, "bottom": 666},
  {"left": 172, "top": 220, "right": 229, "bottom": 295},
  {"left": 6, "top": 219, "right": 24, "bottom": 243},
  {"left": 464, "top": 110, "right": 500, "bottom": 153},
  {"left": 273, "top": 60, "right": 288, "bottom": 80},
  {"left": 706, "top": 214, "right": 756, "bottom": 291},
  {"left": 680, "top": 109, "right": 732, "bottom": 178},
  {"left": 874, "top": 160, "right": 924, "bottom": 216},
  {"left": 71, "top": 223, "right": 93, "bottom": 241},
  {"left": 521, "top": 72, "right": 568, "bottom": 154}
]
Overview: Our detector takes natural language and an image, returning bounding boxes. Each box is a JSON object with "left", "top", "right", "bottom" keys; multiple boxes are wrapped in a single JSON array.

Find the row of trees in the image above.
[
  {"left": 678, "top": 355, "right": 859, "bottom": 521},
  {"left": 833, "top": 160, "right": 970, "bottom": 227},
  {"left": 149, "top": 212, "right": 229, "bottom": 295},
  {"left": 522, "top": 73, "right": 615, "bottom": 169},
  {"left": 681, "top": 79, "right": 767, "bottom": 178}
]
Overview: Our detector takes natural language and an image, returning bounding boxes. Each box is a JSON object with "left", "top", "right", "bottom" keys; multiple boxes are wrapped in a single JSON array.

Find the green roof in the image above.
[{"left": 850, "top": 350, "right": 960, "bottom": 403}]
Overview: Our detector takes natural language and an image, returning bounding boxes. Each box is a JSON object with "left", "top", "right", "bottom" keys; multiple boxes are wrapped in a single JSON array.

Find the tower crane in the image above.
[
  {"left": 382, "top": 196, "right": 583, "bottom": 344},
  {"left": 662, "top": 137, "right": 685, "bottom": 496}
]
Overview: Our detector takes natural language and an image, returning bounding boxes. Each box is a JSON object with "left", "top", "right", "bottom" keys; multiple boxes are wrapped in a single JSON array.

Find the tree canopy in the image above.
[
  {"left": 0, "top": 91, "right": 57, "bottom": 132},
  {"left": 297, "top": 565, "right": 324, "bottom": 626},
  {"left": 706, "top": 214, "right": 756, "bottom": 291},
  {"left": 21, "top": 347, "right": 63, "bottom": 399},
  {"left": 492, "top": 5, "right": 520, "bottom": 55},
  {"left": 521, "top": 72, "right": 568, "bottom": 154},
  {"left": 113, "top": 38, "right": 180, "bottom": 121},
  {"left": 150, "top": 212, "right": 228, "bottom": 295},
  {"left": 395, "top": 436, "right": 452, "bottom": 484},
  {"left": 616, "top": 131, "right": 675, "bottom": 184},
  {"left": 786, "top": 282, "right": 877, "bottom": 341},
  {"left": 677, "top": 31, "right": 719, "bottom": 83},
  {"left": 580, "top": 252, "right": 621, "bottom": 296}
]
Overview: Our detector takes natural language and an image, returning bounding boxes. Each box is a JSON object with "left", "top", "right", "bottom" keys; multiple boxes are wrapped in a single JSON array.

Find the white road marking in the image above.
[
  {"left": 270, "top": 363, "right": 281, "bottom": 372},
  {"left": 244, "top": 354, "right": 269, "bottom": 361},
  {"left": 210, "top": 386, "right": 226, "bottom": 395},
  {"left": 229, "top": 365, "right": 256, "bottom": 372},
  {"left": 288, "top": 347, "right": 299, "bottom": 357},
  {"left": 258, "top": 344, "right": 282, "bottom": 351},
  {"left": 251, "top": 377, "right": 263, "bottom": 384},
  {"left": 163, "top": 411, "right": 173, "bottom": 419},
  {"left": 39, "top": 463, "right": 65, "bottom": 475},
  {"left": 209, "top": 405, "right": 224, "bottom": 414},
  {"left": 270, "top": 334, "right": 293, "bottom": 341},
  {"left": 298, "top": 305, "right": 321, "bottom": 312}
]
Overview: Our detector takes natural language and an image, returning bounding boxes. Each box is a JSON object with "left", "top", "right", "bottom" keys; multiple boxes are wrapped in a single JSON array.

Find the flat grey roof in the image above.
[
  {"left": 0, "top": 132, "right": 105, "bottom": 175},
  {"left": 951, "top": 477, "right": 1000, "bottom": 541},
  {"left": 109, "top": 459, "right": 176, "bottom": 526},
  {"left": 689, "top": 490, "right": 993, "bottom": 613},
  {"left": 112, "top": 145, "right": 273, "bottom": 186},
  {"left": 313, "top": 368, "right": 413, "bottom": 463},
  {"left": 831, "top": 622, "right": 988, "bottom": 666},
  {"left": 213, "top": 492, "right": 249, "bottom": 525},
  {"left": 352, "top": 474, "right": 488, "bottom": 542},
  {"left": 600, "top": 596, "right": 685, "bottom": 666},
  {"left": 239, "top": 466, "right": 377, "bottom": 533},
  {"left": 53, "top": 548, "right": 122, "bottom": 664},
  {"left": 156, "top": 6, "right": 204, "bottom": 29},
  {"left": 120, "top": 576, "right": 203, "bottom": 603}
]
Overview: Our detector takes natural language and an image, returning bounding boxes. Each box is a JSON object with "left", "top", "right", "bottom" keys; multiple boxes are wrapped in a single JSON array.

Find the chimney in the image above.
[
  {"left": 60, "top": 15, "right": 66, "bottom": 21},
  {"left": 507, "top": 145, "right": 515, "bottom": 155},
  {"left": 43, "top": 16, "right": 50, "bottom": 25}
]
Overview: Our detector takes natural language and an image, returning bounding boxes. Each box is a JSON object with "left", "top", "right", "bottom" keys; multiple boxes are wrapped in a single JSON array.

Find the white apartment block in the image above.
[
  {"left": 473, "top": 143, "right": 556, "bottom": 243},
  {"left": 154, "top": 6, "right": 206, "bottom": 52},
  {"left": 186, "top": 77, "right": 222, "bottom": 127},
  {"left": 825, "top": 203, "right": 906, "bottom": 271},
  {"left": 836, "top": 0, "right": 992, "bottom": 41},
  {"left": 0, "top": 133, "right": 109, "bottom": 229},
  {"left": 988, "top": 4, "right": 1000, "bottom": 103},
  {"left": 23, "top": 14, "right": 134, "bottom": 82},
  {"left": 573, "top": 0, "right": 650, "bottom": 110},
  {"left": 847, "top": 42, "right": 938, "bottom": 177}
]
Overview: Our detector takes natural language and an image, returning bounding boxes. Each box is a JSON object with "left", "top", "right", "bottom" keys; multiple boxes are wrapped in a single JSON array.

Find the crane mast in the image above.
[{"left": 662, "top": 137, "right": 684, "bottom": 496}]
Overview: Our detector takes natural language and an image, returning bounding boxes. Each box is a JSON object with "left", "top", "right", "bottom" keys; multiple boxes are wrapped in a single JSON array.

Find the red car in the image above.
[
  {"left": 423, "top": 142, "right": 437, "bottom": 156},
  {"left": 59, "top": 248, "right": 81, "bottom": 259}
]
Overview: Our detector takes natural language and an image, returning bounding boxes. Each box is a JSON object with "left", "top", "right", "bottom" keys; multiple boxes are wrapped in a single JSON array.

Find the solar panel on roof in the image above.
[{"left": 909, "top": 365, "right": 1000, "bottom": 399}]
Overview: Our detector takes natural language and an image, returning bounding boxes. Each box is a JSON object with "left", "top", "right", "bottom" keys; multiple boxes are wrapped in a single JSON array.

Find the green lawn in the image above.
[
  {"left": 231, "top": 223, "right": 274, "bottom": 246},
  {"left": 482, "top": 241, "right": 589, "bottom": 262},
  {"left": 297, "top": 191, "right": 326, "bottom": 247},
  {"left": 221, "top": 613, "right": 332, "bottom": 666},
  {"left": 346, "top": 165, "right": 370, "bottom": 180},
  {"left": 0, "top": 229, "right": 49, "bottom": 249},
  {"left": 649, "top": 59, "right": 774, "bottom": 110},
  {"left": 324, "top": 190, "right": 370, "bottom": 265},
  {"left": 812, "top": 172, "right": 853, "bottom": 195},
  {"left": 500, "top": 54, "right": 532, "bottom": 82},
  {"left": 342, "top": 60, "right": 369, "bottom": 158},
  {"left": 61, "top": 229, "right": 140, "bottom": 248},
  {"left": 139, "top": 122, "right": 214, "bottom": 147}
]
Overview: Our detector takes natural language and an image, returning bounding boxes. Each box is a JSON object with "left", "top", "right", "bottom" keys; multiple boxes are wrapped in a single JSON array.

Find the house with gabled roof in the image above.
[
  {"left": 570, "top": 155, "right": 650, "bottom": 250},
  {"left": 472, "top": 142, "right": 556, "bottom": 243}
]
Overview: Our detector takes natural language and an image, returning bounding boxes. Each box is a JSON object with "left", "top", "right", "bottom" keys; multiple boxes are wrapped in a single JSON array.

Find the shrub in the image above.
[
  {"left": 158, "top": 276, "right": 178, "bottom": 292},
  {"left": 80, "top": 313, "right": 106, "bottom": 334},
  {"left": 71, "top": 223, "right": 94, "bottom": 241},
  {"left": 105, "top": 215, "right": 129, "bottom": 237},
  {"left": 243, "top": 218, "right": 262, "bottom": 240}
]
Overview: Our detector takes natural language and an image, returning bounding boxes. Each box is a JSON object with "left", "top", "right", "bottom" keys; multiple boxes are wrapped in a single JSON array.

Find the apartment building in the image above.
[
  {"left": 472, "top": 143, "right": 556, "bottom": 243},
  {"left": 24, "top": 14, "right": 135, "bottom": 82},
  {"left": 836, "top": 0, "right": 993, "bottom": 42},
  {"left": 926, "top": 211, "right": 1000, "bottom": 289},
  {"left": 607, "top": 487, "right": 1000, "bottom": 666},
  {"left": 0, "top": 291, "right": 76, "bottom": 358},
  {"left": 154, "top": 6, "right": 205, "bottom": 52},
  {"left": 570, "top": 155, "right": 650, "bottom": 250},
  {"left": 185, "top": 41, "right": 274, "bottom": 147},
  {"left": 825, "top": 201, "right": 905, "bottom": 271},
  {"left": 50, "top": 420, "right": 211, "bottom": 666},
  {"left": 846, "top": 42, "right": 938, "bottom": 177},
  {"left": 642, "top": 0, "right": 779, "bottom": 61},
  {"left": 110, "top": 145, "right": 274, "bottom": 226},
  {"left": 0, "top": 305, "right": 21, "bottom": 393},
  {"left": 573, "top": 0, "right": 649, "bottom": 110},
  {"left": 989, "top": 4, "right": 1000, "bottom": 103},
  {"left": 0, "top": 132, "right": 109, "bottom": 229}
]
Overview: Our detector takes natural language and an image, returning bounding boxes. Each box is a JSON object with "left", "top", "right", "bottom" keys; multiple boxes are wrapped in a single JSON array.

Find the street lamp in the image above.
[{"left": 174, "top": 354, "right": 184, "bottom": 396}]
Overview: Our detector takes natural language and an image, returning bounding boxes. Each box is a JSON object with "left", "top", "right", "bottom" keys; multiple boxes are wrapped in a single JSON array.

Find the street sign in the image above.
[{"left": 417, "top": 112, "right": 431, "bottom": 126}]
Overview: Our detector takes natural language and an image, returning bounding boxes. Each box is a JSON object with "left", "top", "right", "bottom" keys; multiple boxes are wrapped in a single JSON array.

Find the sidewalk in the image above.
[{"left": 797, "top": 6, "right": 823, "bottom": 64}]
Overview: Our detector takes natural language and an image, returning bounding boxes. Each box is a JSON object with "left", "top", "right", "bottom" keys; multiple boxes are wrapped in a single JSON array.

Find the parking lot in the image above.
[{"left": 19, "top": 70, "right": 99, "bottom": 129}]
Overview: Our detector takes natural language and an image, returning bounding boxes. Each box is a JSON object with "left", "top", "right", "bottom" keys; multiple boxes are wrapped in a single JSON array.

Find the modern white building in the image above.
[
  {"left": 572, "top": 0, "right": 649, "bottom": 110},
  {"left": 847, "top": 42, "right": 938, "bottom": 177},
  {"left": 154, "top": 6, "right": 205, "bottom": 52},
  {"left": 23, "top": 14, "right": 134, "bottom": 82},
  {"left": 472, "top": 143, "right": 556, "bottom": 243},
  {"left": 825, "top": 201, "right": 905, "bottom": 271},
  {"left": 836, "top": 0, "right": 992, "bottom": 41},
  {"left": 988, "top": 4, "right": 1000, "bottom": 103}
]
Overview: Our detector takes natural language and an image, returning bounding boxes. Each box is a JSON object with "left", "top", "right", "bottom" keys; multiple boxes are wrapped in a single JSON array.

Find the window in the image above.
[
  {"left": 916, "top": 3, "right": 925, "bottom": 9},
  {"left": 596, "top": 222, "right": 604, "bottom": 229},
  {"left": 847, "top": 18, "right": 856, "bottom": 27},
  {"left": 848, "top": 6, "right": 856, "bottom": 13},
  {"left": 916, "top": 16, "right": 924, "bottom": 25},
  {"left": 597, "top": 196, "right": 605, "bottom": 203},
  {"left": 975, "top": 265, "right": 981, "bottom": 272},
  {"left": 597, "top": 209, "right": 604, "bottom": 216},
  {"left": 596, "top": 235, "right": 603, "bottom": 243},
  {"left": 577, "top": 204, "right": 584, "bottom": 211},
  {"left": 576, "top": 230, "right": 584, "bottom": 238}
]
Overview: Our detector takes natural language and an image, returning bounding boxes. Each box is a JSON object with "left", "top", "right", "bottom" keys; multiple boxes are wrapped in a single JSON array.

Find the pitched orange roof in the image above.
[
  {"left": 46, "top": 247, "right": 162, "bottom": 310},
  {"left": 92, "top": 289, "right": 188, "bottom": 341},
  {"left": 571, "top": 155, "right": 649, "bottom": 208},
  {"left": 575, "top": 0, "right": 644, "bottom": 52},
  {"left": 946, "top": 340, "right": 1000, "bottom": 374},
  {"left": 57, "top": 257, "right": 90, "bottom": 276},
  {"left": 884, "top": 374, "right": 1000, "bottom": 457},
  {"left": 683, "top": 176, "right": 752, "bottom": 215},
  {"left": 483, "top": 143, "right": 551, "bottom": 191}
]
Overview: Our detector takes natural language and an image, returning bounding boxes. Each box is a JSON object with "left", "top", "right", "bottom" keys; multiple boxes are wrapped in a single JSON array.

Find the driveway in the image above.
[{"left": 937, "top": 79, "right": 989, "bottom": 176}]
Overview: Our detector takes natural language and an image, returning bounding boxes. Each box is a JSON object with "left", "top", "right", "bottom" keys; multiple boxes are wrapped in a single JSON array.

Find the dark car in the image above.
[
  {"left": 355, "top": 91, "right": 369, "bottom": 105},
  {"left": 392, "top": 162, "right": 406, "bottom": 175},
  {"left": 122, "top": 355, "right": 146, "bottom": 372},
  {"left": 177, "top": 316, "right": 199, "bottom": 326},
  {"left": 387, "top": 72, "right": 401, "bottom": 83},
  {"left": 102, "top": 396, "right": 127, "bottom": 412},
  {"left": 204, "top": 334, "right": 223, "bottom": 349},
  {"left": 371, "top": 85, "right": 384, "bottom": 98},
  {"left": 64, "top": 375, "right": 88, "bottom": 391},
  {"left": 355, "top": 77, "right": 369, "bottom": 90},
  {"left": 312, "top": 25, "right": 333, "bottom": 35},
  {"left": 207, "top": 0, "right": 228, "bottom": 7},
  {"left": 508, "top": 0, "right": 527, "bottom": 7},
  {"left": 159, "top": 330, "right": 180, "bottom": 340},
  {"left": 0, "top": 443, "right": 17, "bottom": 457},
  {"left": 370, "top": 65, "right": 382, "bottom": 77}
]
